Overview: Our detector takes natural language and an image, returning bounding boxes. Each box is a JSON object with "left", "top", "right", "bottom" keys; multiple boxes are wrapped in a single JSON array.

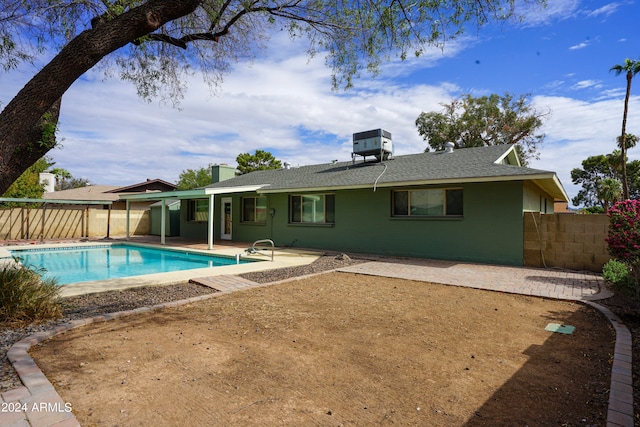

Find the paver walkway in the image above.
[
  {"left": 338, "top": 259, "right": 611, "bottom": 301},
  {"left": 1, "top": 260, "right": 633, "bottom": 427}
]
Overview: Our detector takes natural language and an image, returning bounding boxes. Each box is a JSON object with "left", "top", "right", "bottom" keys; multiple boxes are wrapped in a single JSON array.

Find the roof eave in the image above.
[{"left": 257, "top": 173, "right": 569, "bottom": 199}]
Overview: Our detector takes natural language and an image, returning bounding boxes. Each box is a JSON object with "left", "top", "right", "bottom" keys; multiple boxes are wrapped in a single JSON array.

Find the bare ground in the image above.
[{"left": 28, "top": 269, "right": 614, "bottom": 426}]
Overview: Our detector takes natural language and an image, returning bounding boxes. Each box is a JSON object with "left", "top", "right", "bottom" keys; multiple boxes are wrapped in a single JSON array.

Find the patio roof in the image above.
[
  {"left": 0, "top": 197, "right": 112, "bottom": 205},
  {"left": 117, "top": 185, "right": 266, "bottom": 250},
  {"left": 117, "top": 185, "right": 267, "bottom": 202}
]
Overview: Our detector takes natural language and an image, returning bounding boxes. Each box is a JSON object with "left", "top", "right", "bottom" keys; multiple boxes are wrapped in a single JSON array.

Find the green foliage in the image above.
[
  {"left": 581, "top": 206, "right": 605, "bottom": 214},
  {"left": 415, "top": 93, "right": 546, "bottom": 165},
  {"left": 176, "top": 165, "right": 214, "bottom": 190},
  {"left": 602, "top": 259, "right": 634, "bottom": 290},
  {"left": 37, "top": 112, "right": 59, "bottom": 150},
  {"left": 236, "top": 150, "right": 282, "bottom": 175},
  {"left": 606, "top": 200, "right": 640, "bottom": 292},
  {"left": 597, "top": 177, "right": 623, "bottom": 213},
  {"left": 0, "top": 263, "right": 62, "bottom": 324},
  {"left": 606, "top": 200, "right": 640, "bottom": 264},
  {"left": 571, "top": 148, "right": 640, "bottom": 208},
  {"left": 1, "top": 157, "right": 53, "bottom": 204}
]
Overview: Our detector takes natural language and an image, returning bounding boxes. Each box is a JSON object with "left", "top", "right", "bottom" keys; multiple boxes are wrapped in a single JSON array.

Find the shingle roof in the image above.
[
  {"left": 42, "top": 185, "right": 121, "bottom": 201},
  {"left": 206, "top": 145, "right": 568, "bottom": 200}
]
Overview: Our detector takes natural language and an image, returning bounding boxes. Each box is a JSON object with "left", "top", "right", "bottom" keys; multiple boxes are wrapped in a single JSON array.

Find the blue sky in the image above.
[{"left": 1, "top": 0, "right": 639, "bottom": 205}]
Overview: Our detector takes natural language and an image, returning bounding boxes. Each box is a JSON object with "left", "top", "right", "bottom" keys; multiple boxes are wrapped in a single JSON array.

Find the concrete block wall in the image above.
[
  {"left": 524, "top": 212, "right": 610, "bottom": 272},
  {"left": 89, "top": 210, "right": 149, "bottom": 237}
]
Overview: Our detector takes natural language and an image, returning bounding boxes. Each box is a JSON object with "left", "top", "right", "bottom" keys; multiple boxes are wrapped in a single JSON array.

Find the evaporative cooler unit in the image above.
[{"left": 352, "top": 129, "right": 393, "bottom": 162}]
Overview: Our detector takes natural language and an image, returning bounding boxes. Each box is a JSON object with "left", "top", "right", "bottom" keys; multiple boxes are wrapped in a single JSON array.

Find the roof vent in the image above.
[
  {"left": 444, "top": 142, "right": 455, "bottom": 153},
  {"left": 283, "top": 162, "right": 291, "bottom": 170}
]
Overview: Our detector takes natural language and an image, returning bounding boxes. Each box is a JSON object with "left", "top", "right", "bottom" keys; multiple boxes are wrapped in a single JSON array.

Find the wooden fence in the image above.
[
  {"left": 523, "top": 213, "right": 610, "bottom": 273},
  {"left": 0, "top": 207, "right": 149, "bottom": 240}
]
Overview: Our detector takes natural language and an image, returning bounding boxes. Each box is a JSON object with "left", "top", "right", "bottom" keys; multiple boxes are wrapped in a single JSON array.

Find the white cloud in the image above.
[
  {"left": 586, "top": 3, "right": 621, "bottom": 17},
  {"left": 46, "top": 47, "right": 460, "bottom": 186},
  {"left": 516, "top": 0, "right": 580, "bottom": 26},
  {"left": 571, "top": 80, "right": 602, "bottom": 90},
  {"left": 569, "top": 41, "right": 589, "bottom": 50}
]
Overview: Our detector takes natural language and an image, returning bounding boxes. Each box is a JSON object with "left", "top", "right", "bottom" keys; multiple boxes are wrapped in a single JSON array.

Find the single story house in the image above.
[{"left": 120, "top": 144, "right": 568, "bottom": 266}]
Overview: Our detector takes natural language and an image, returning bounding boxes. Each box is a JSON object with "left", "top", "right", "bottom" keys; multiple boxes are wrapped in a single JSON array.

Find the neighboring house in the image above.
[
  {"left": 121, "top": 144, "right": 568, "bottom": 266},
  {"left": 43, "top": 179, "right": 177, "bottom": 210},
  {"left": 553, "top": 201, "right": 575, "bottom": 214}
]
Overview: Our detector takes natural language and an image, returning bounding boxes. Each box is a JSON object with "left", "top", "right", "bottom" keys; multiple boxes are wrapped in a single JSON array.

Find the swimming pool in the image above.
[{"left": 10, "top": 244, "right": 253, "bottom": 285}]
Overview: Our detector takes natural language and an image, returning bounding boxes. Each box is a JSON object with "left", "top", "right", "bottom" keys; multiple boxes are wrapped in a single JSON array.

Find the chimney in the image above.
[
  {"left": 39, "top": 172, "right": 55, "bottom": 193},
  {"left": 211, "top": 164, "right": 237, "bottom": 183}
]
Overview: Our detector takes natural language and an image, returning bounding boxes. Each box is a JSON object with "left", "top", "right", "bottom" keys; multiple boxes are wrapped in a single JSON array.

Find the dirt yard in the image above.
[{"left": 30, "top": 272, "right": 614, "bottom": 426}]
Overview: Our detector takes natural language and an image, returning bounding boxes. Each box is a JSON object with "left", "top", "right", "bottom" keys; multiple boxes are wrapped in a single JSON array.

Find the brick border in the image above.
[{"left": 584, "top": 301, "right": 635, "bottom": 427}]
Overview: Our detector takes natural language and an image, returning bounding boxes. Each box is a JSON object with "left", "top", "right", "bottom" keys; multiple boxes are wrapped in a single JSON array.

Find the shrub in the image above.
[
  {"left": 606, "top": 199, "right": 640, "bottom": 290},
  {"left": 0, "top": 263, "right": 62, "bottom": 324},
  {"left": 602, "top": 259, "right": 634, "bottom": 290}
]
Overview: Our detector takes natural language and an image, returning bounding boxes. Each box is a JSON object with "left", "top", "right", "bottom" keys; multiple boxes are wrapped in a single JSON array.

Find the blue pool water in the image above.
[{"left": 10, "top": 244, "right": 251, "bottom": 285}]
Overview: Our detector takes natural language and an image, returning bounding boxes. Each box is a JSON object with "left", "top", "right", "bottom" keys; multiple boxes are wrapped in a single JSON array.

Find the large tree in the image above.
[
  {"left": 610, "top": 57, "right": 640, "bottom": 200},
  {"left": 415, "top": 93, "right": 547, "bottom": 165},
  {"left": 1, "top": 157, "right": 53, "bottom": 203},
  {"left": 49, "top": 167, "right": 92, "bottom": 190},
  {"left": 571, "top": 149, "right": 640, "bottom": 209},
  {"left": 176, "top": 165, "right": 214, "bottom": 190},
  {"left": 236, "top": 149, "right": 281, "bottom": 174},
  {"left": 0, "top": 1, "right": 545, "bottom": 195}
]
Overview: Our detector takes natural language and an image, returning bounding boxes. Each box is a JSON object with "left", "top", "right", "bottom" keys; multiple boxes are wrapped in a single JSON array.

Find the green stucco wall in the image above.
[
  {"left": 150, "top": 203, "right": 180, "bottom": 236},
  {"left": 179, "top": 181, "right": 533, "bottom": 265}
]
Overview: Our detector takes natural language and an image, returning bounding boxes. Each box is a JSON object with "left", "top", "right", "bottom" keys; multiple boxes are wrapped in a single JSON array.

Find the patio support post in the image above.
[
  {"left": 160, "top": 198, "right": 166, "bottom": 245},
  {"left": 106, "top": 204, "right": 111, "bottom": 239},
  {"left": 40, "top": 202, "right": 46, "bottom": 242},
  {"left": 208, "top": 194, "right": 214, "bottom": 250},
  {"left": 125, "top": 200, "right": 130, "bottom": 241}
]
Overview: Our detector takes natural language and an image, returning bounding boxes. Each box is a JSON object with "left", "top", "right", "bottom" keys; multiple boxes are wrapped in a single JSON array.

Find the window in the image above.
[
  {"left": 290, "top": 194, "right": 335, "bottom": 224},
  {"left": 187, "top": 199, "right": 209, "bottom": 221},
  {"left": 242, "top": 196, "right": 267, "bottom": 223},
  {"left": 392, "top": 188, "right": 463, "bottom": 217}
]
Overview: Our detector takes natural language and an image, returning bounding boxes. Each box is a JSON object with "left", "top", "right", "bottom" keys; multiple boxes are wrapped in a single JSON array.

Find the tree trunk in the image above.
[
  {"left": 0, "top": 0, "right": 201, "bottom": 194},
  {"left": 620, "top": 71, "right": 632, "bottom": 200}
]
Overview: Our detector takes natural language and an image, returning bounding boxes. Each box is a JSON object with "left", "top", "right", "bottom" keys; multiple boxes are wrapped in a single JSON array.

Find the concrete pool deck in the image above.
[{"left": 3, "top": 237, "right": 324, "bottom": 297}]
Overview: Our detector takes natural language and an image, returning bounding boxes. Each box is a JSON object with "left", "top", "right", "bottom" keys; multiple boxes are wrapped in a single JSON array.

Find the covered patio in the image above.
[{"left": 118, "top": 185, "right": 264, "bottom": 250}]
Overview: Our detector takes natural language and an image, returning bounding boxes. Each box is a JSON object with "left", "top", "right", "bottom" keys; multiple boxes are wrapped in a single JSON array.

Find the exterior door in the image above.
[{"left": 221, "top": 197, "right": 232, "bottom": 240}]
